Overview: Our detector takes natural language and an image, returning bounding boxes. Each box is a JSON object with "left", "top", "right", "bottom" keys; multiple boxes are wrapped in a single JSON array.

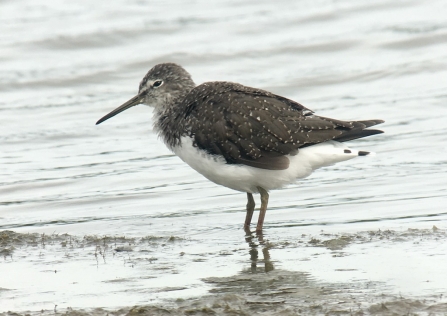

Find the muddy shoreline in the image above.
[{"left": 2, "top": 228, "right": 446, "bottom": 315}]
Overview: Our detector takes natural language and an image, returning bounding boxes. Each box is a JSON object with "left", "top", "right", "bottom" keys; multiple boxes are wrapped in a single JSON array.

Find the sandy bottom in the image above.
[{"left": 1, "top": 227, "right": 447, "bottom": 316}]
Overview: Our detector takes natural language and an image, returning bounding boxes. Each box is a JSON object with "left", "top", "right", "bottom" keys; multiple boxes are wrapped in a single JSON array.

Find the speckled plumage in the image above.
[
  {"left": 148, "top": 65, "right": 383, "bottom": 171},
  {"left": 96, "top": 62, "right": 384, "bottom": 232}
]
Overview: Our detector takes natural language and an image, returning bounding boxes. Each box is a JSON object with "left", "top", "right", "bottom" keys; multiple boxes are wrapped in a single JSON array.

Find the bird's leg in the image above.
[
  {"left": 244, "top": 193, "right": 256, "bottom": 232},
  {"left": 256, "top": 186, "right": 269, "bottom": 233}
]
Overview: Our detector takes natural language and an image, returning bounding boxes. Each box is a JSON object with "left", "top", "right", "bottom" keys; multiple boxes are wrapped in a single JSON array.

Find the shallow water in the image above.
[{"left": 1, "top": 0, "right": 447, "bottom": 314}]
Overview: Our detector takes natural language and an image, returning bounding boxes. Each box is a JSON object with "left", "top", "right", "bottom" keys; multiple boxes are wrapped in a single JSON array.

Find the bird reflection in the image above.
[{"left": 244, "top": 227, "right": 274, "bottom": 273}]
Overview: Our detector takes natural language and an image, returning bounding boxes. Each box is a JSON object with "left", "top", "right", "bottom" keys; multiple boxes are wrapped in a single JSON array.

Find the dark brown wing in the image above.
[{"left": 181, "top": 81, "right": 384, "bottom": 170}]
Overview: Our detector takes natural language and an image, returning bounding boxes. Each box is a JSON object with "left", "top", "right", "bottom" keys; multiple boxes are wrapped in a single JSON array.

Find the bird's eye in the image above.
[{"left": 153, "top": 80, "right": 163, "bottom": 88}]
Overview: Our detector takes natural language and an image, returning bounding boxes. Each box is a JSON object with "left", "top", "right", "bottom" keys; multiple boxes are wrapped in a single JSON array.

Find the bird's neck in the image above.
[{"left": 152, "top": 86, "right": 195, "bottom": 149}]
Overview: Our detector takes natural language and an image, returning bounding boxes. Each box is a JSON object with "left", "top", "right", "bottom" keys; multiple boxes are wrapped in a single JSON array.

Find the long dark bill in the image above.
[{"left": 96, "top": 94, "right": 144, "bottom": 125}]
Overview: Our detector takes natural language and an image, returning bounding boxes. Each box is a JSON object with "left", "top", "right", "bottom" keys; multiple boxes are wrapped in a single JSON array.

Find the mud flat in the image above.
[{"left": 1, "top": 227, "right": 446, "bottom": 315}]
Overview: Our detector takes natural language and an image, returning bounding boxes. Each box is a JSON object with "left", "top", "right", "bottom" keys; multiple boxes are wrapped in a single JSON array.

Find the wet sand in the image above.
[{"left": 2, "top": 227, "right": 446, "bottom": 315}]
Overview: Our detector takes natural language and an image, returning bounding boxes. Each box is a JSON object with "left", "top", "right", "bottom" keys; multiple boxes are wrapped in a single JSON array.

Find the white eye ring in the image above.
[{"left": 153, "top": 80, "right": 163, "bottom": 88}]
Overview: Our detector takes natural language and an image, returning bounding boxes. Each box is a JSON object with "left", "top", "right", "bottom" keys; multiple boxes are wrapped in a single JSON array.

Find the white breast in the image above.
[{"left": 171, "top": 137, "right": 362, "bottom": 193}]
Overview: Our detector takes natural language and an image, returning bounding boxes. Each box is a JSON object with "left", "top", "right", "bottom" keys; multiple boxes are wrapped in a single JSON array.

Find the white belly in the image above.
[{"left": 172, "top": 137, "right": 362, "bottom": 193}]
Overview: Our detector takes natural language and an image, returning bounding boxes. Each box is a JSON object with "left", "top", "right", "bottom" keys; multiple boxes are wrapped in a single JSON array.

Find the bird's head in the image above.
[{"left": 96, "top": 63, "right": 195, "bottom": 125}]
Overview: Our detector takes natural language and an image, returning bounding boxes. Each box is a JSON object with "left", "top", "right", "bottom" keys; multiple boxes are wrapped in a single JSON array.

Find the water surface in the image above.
[{"left": 1, "top": 0, "right": 447, "bottom": 314}]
